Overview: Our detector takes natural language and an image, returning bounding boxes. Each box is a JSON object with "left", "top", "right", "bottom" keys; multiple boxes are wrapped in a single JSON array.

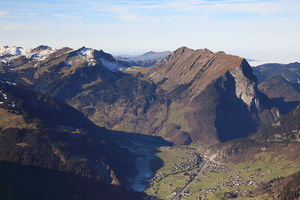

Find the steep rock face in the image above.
[{"left": 228, "top": 60, "right": 260, "bottom": 111}]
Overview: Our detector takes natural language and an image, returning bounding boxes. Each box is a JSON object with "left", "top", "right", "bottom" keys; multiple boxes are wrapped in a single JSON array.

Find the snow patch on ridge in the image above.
[
  {"left": 0, "top": 46, "right": 56, "bottom": 63},
  {"left": 67, "top": 48, "right": 97, "bottom": 67},
  {"left": 67, "top": 47, "right": 127, "bottom": 71},
  {"left": 99, "top": 58, "right": 127, "bottom": 72},
  {"left": 79, "top": 48, "right": 93, "bottom": 59},
  {"left": 0, "top": 46, "right": 23, "bottom": 56},
  {"left": 79, "top": 48, "right": 96, "bottom": 66},
  {"left": 34, "top": 47, "right": 56, "bottom": 61},
  {"left": 1, "top": 45, "right": 128, "bottom": 72}
]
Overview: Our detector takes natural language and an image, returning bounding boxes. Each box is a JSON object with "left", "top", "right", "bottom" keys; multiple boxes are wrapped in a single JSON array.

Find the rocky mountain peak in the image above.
[
  {"left": 174, "top": 46, "right": 193, "bottom": 54},
  {"left": 63, "top": 47, "right": 128, "bottom": 71},
  {"left": 240, "top": 59, "right": 257, "bottom": 82},
  {"left": 147, "top": 47, "right": 245, "bottom": 93},
  {"left": 148, "top": 48, "right": 258, "bottom": 107},
  {"left": 32, "top": 45, "right": 52, "bottom": 52},
  {"left": 67, "top": 47, "right": 96, "bottom": 66},
  {"left": 93, "top": 49, "right": 116, "bottom": 63}
]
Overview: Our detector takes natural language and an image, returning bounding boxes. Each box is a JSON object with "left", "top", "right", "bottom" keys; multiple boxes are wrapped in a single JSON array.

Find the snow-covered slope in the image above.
[
  {"left": 67, "top": 47, "right": 97, "bottom": 67},
  {"left": 67, "top": 47, "right": 129, "bottom": 71},
  {"left": 0, "top": 45, "right": 56, "bottom": 63},
  {"left": 99, "top": 57, "right": 127, "bottom": 72},
  {"left": 0, "top": 45, "right": 129, "bottom": 72}
]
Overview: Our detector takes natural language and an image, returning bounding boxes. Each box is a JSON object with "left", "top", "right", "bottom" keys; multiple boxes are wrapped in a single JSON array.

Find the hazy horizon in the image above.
[{"left": 1, "top": 0, "right": 299, "bottom": 65}]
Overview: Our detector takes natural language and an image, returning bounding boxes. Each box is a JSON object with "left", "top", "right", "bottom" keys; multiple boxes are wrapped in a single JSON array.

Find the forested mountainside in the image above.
[{"left": 0, "top": 79, "right": 148, "bottom": 200}]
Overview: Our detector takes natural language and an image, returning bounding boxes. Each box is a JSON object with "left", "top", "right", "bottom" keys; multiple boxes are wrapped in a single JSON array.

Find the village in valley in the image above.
[{"left": 144, "top": 145, "right": 299, "bottom": 200}]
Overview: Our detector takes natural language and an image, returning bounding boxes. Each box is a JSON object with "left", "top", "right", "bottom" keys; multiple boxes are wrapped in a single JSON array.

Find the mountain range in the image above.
[
  {"left": 0, "top": 45, "right": 282, "bottom": 145},
  {"left": 0, "top": 45, "right": 300, "bottom": 199}
]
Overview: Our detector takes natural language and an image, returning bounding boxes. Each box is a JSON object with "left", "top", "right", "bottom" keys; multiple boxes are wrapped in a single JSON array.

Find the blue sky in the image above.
[{"left": 0, "top": 0, "right": 300, "bottom": 65}]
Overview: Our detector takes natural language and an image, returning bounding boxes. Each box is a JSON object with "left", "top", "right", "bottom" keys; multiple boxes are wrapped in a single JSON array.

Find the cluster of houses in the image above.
[
  {"left": 149, "top": 172, "right": 167, "bottom": 185},
  {"left": 193, "top": 161, "right": 264, "bottom": 199},
  {"left": 223, "top": 175, "right": 245, "bottom": 189},
  {"left": 197, "top": 186, "right": 221, "bottom": 198},
  {"left": 170, "top": 151, "right": 202, "bottom": 172},
  {"left": 148, "top": 147, "right": 274, "bottom": 200}
]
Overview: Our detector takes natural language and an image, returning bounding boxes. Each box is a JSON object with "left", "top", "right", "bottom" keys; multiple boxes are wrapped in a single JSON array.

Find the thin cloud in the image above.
[
  {"left": 29, "top": 13, "right": 39, "bottom": 17},
  {"left": 83, "top": 0, "right": 300, "bottom": 22},
  {"left": 1, "top": 0, "right": 298, "bottom": 23},
  {"left": 0, "top": 11, "right": 9, "bottom": 17},
  {"left": 213, "top": 0, "right": 300, "bottom": 16},
  {"left": 1, "top": 22, "right": 41, "bottom": 31},
  {"left": 53, "top": 14, "right": 82, "bottom": 20}
]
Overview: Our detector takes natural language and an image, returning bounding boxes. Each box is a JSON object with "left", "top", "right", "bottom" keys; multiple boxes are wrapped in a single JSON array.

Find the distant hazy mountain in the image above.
[
  {"left": 252, "top": 62, "right": 300, "bottom": 83},
  {"left": 251, "top": 62, "right": 300, "bottom": 114},
  {"left": 116, "top": 51, "right": 171, "bottom": 67}
]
